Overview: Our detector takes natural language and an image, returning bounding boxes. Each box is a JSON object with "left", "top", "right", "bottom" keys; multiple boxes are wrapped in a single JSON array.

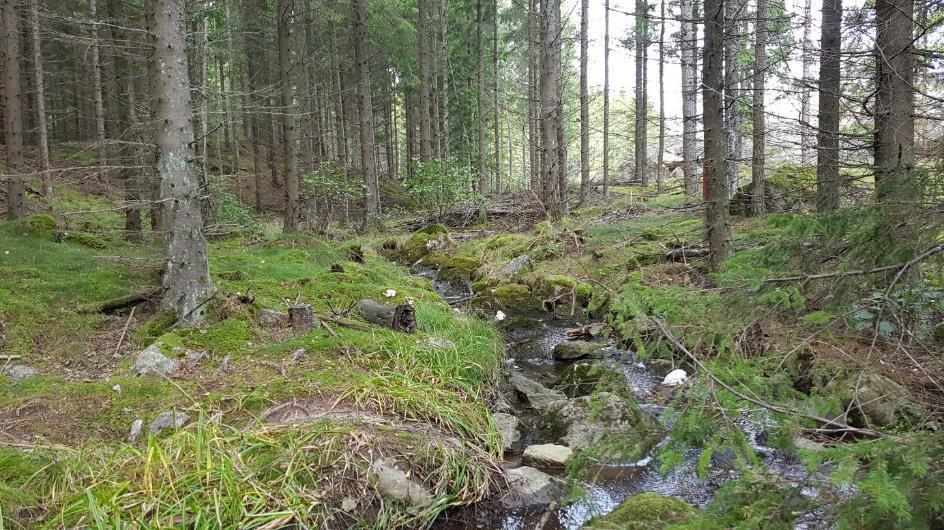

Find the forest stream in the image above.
[{"left": 421, "top": 267, "right": 824, "bottom": 529}]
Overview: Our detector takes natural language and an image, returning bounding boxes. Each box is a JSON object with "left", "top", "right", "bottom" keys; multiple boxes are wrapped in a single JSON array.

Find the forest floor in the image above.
[{"left": 1, "top": 150, "right": 942, "bottom": 528}]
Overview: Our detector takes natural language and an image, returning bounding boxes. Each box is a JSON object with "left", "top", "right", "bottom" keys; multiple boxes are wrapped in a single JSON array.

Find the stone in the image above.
[
  {"left": 583, "top": 492, "right": 697, "bottom": 529},
  {"left": 127, "top": 419, "right": 144, "bottom": 443},
  {"left": 289, "top": 348, "right": 308, "bottom": 362},
  {"left": 257, "top": 308, "right": 289, "bottom": 327},
  {"left": 423, "top": 337, "right": 456, "bottom": 350},
  {"left": 661, "top": 369, "right": 688, "bottom": 387},
  {"left": 149, "top": 411, "right": 189, "bottom": 435},
  {"left": 493, "top": 412, "right": 522, "bottom": 453},
  {"left": 497, "top": 255, "right": 531, "bottom": 278},
  {"left": 372, "top": 459, "right": 432, "bottom": 504},
  {"left": 853, "top": 373, "right": 913, "bottom": 427},
  {"left": 133, "top": 344, "right": 180, "bottom": 377},
  {"left": 7, "top": 365, "right": 39, "bottom": 381},
  {"left": 552, "top": 340, "right": 606, "bottom": 361},
  {"left": 794, "top": 436, "right": 825, "bottom": 452},
  {"left": 509, "top": 372, "right": 567, "bottom": 412},
  {"left": 522, "top": 444, "right": 573, "bottom": 468},
  {"left": 185, "top": 350, "right": 206, "bottom": 362},
  {"left": 556, "top": 392, "right": 662, "bottom": 459},
  {"left": 501, "top": 466, "right": 564, "bottom": 509},
  {"left": 341, "top": 498, "right": 357, "bottom": 512}
]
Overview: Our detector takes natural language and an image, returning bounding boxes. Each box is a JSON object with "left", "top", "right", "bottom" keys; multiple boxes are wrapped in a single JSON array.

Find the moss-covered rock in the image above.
[
  {"left": 472, "top": 277, "right": 499, "bottom": 293},
  {"left": 556, "top": 392, "right": 662, "bottom": 461},
  {"left": 849, "top": 373, "right": 919, "bottom": 428},
  {"left": 531, "top": 274, "right": 595, "bottom": 308},
  {"left": 582, "top": 493, "right": 697, "bottom": 529},
  {"left": 398, "top": 225, "right": 453, "bottom": 264},
  {"left": 63, "top": 231, "right": 110, "bottom": 249},
  {"left": 24, "top": 214, "right": 57, "bottom": 238},
  {"left": 471, "top": 283, "right": 543, "bottom": 313}
]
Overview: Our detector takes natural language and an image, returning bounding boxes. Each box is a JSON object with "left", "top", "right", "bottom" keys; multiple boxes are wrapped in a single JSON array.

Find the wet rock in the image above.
[
  {"left": 661, "top": 369, "right": 688, "bottom": 387},
  {"left": 149, "top": 411, "right": 189, "bottom": 435},
  {"left": 553, "top": 340, "right": 605, "bottom": 361},
  {"left": 133, "top": 344, "right": 180, "bottom": 376},
  {"left": 522, "top": 443, "right": 573, "bottom": 468},
  {"left": 583, "top": 492, "right": 698, "bottom": 529},
  {"left": 501, "top": 466, "right": 564, "bottom": 509},
  {"left": 127, "top": 419, "right": 144, "bottom": 443},
  {"left": 497, "top": 255, "right": 531, "bottom": 278},
  {"left": 509, "top": 372, "right": 567, "bottom": 412},
  {"left": 794, "top": 436, "right": 825, "bottom": 452},
  {"left": 257, "top": 308, "right": 289, "bottom": 327},
  {"left": 852, "top": 373, "right": 914, "bottom": 427},
  {"left": 493, "top": 412, "right": 522, "bottom": 453},
  {"left": 7, "top": 365, "right": 39, "bottom": 381},
  {"left": 423, "top": 337, "right": 456, "bottom": 350},
  {"left": 556, "top": 392, "right": 662, "bottom": 459},
  {"left": 559, "top": 361, "right": 603, "bottom": 397},
  {"left": 372, "top": 459, "right": 432, "bottom": 504}
]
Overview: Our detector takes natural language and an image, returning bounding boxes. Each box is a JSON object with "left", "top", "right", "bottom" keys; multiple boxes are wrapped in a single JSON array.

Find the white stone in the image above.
[
  {"left": 522, "top": 444, "right": 573, "bottom": 468},
  {"left": 133, "top": 344, "right": 180, "bottom": 377},
  {"left": 127, "top": 419, "right": 144, "bottom": 443},
  {"left": 384, "top": 289, "right": 397, "bottom": 298},
  {"left": 495, "top": 310, "right": 507, "bottom": 321},
  {"left": 373, "top": 459, "right": 432, "bottom": 504},
  {"left": 662, "top": 369, "right": 688, "bottom": 387}
]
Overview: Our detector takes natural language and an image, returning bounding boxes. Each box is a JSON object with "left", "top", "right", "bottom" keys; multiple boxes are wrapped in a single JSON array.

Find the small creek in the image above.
[{"left": 419, "top": 269, "right": 819, "bottom": 529}]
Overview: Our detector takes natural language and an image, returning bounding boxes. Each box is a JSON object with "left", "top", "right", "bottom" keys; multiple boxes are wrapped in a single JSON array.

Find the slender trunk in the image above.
[
  {"left": 295, "top": 5, "right": 314, "bottom": 174},
  {"left": 528, "top": 0, "right": 539, "bottom": 192},
  {"left": 440, "top": 0, "right": 452, "bottom": 159},
  {"left": 679, "top": 0, "right": 699, "bottom": 195},
  {"left": 29, "top": 0, "right": 51, "bottom": 196},
  {"left": 703, "top": 0, "right": 730, "bottom": 269},
  {"left": 225, "top": 3, "right": 240, "bottom": 176},
  {"left": 329, "top": 8, "right": 348, "bottom": 168},
  {"left": 751, "top": 0, "right": 766, "bottom": 215},
  {"left": 634, "top": 0, "right": 648, "bottom": 185},
  {"left": 2, "top": 0, "right": 26, "bottom": 219},
  {"left": 277, "top": 0, "right": 299, "bottom": 231},
  {"left": 815, "top": 0, "right": 840, "bottom": 211},
  {"left": 724, "top": 0, "right": 741, "bottom": 197},
  {"left": 150, "top": 0, "right": 213, "bottom": 321},
  {"left": 603, "top": 0, "right": 610, "bottom": 197},
  {"left": 245, "top": 4, "right": 265, "bottom": 213},
  {"left": 477, "top": 0, "right": 486, "bottom": 194},
  {"left": 579, "top": 0, "right": 589, "bottom": 203},
  {"left": 430, "top": 0, "right": 442, "bottom": 157},
  {"left": 799, "top": 0, "right": 813, "bottom": 165},
  {"left": 89, "top": 0, "right": 107, "bottom": 166},
  {"left": 419, "top": 0, "right": 433, "bottom": 162},
  {"left": 493, "top": 0, "right": 501, "bottom": 191},
  {"left": 657, "top": 0, "right": 665, "bottom": 194},
  {"left": 353, "top": 0, "right": 380, "bottom": 229},
  {"left": 540, "top": 0, "right": 563, "bottom": 216}
]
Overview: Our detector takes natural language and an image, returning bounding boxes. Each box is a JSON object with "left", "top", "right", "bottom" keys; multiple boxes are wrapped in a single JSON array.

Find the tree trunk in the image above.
[
  {"left": 89, "top": 0, "right": 108, "bottom": 166},
  {"left": 2, "top": 0, "right": 26, "bottom": 219},
  {"left": 815, "top": 0, "right": 841, "bottom": 212},
  {"left": 657, "top": 0, "right": 665, "bottom": 194},
  {"left": 477, "top": 0, "right": 486, "bottom": 195},
  {"left": 493, "top": 0, "right": 501, "bottom": 192},
  {"left": 225, "top": 3, "right": 240, "bottom": 176},
  {"left": 799, "top": 0, "right": 813, "bottom": 165},
  {"left": 874, "top": 0, "right": 916, "bottom": 203},
  {"left": 295, "top": 8, "right": 314, "bottom": 174},
  {"left": 579, "top": 0, "right": 589, "bottom": 203},
  {"left": 679, "top": 0, "right": 699, "bottom": 195},
  {"left": 724, "top": 0, "right": 742, "bottom": 198},
  {"left": 540, "top": 0, "right": 563, "bottom": 216},
  {"left": 150, "top": 0, "right": 213, "bottom": 322},
  {"left": 353, "top": 0, "right": 380, "bottom": 230},
  {"left": 430, "top": 0, "right": 442, "bottom": 157},
  {"left": 703, "top": 0, "right": 730, "bottom": 270},
  {"left": 439, "top": 0, "right": 451, "bottom": 159},
  {"left": 751, "top": 0, "right": 766, "bottom": 215},
  {"left": 29, "top": 0, "right": 51, "bottom": 196},
  {"left": 602, "top": 0, "right": 611, "bottom": 197},
  {"left": 634, "top": 0, "right": 648, "bottom": 186},
  {"left": 418, "top": 0, "right": 433, "bottom": 162},
  {"left": 277, "top": 0, "right": 299, "bottom": 232},
  {"left": 244, "top": 3, "right": 265, "bottom": 213}
]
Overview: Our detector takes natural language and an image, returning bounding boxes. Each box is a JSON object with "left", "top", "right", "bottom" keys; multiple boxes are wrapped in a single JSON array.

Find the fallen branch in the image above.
[
  {"left": 764, "top": 244, "right": 944, "bottom": 284},
  {"left": 650, "top": 317, "right": 885, "bottom": 439},
  {"left": 317, "top": 314, "right": 371, "bottom": 332},
  {"left": 86, "top": 288, "right": 160, "bottom": 314}
]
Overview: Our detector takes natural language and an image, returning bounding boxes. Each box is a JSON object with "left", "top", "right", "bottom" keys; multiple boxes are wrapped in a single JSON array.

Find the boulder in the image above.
[
  {"left": 372, "top": 459, "right": 432, "bottom": 504},
  {"left": 555, "top": 392, "right": 662, "bottom": 460},
  {"left": 497, "top": 255, "right": 531, "bottom": 278},
  {"left": 509, "top": 372, "right": 567, "bottom": 412},
  {"left": 472, "top": 283, "right": 543, "bottom": 313},
  {"left": 133, "top": 344, "right": 180, "bottom": 377},
  {"left": 501, "top": 466, "right": 564, "bottom": 509},
  {"left": 522, "top": 443, "right": 573, "bottom": 468},
  {"left": 149, "top": 411, "right": 189, "bottom": 435},
  {"left": 399, "top": 225, "right": 453, "bottom": 264},
  {"left": 553, "top": 340, "right": 606, "bottom": 361},
  {"left": 257, "top": 308, "right": 289, "bottom": 327},
  {"left": 493, "top": 412, "right": 522, "bottom": 453},
  {"left": 853, "top": 373, "right": 913, "bottom": 427},
  {"left": 582, "top": 492, "right": 698, "bottom": 529},
  {"left": 7, "top": 365, "right": 39, "bottom": 381}
]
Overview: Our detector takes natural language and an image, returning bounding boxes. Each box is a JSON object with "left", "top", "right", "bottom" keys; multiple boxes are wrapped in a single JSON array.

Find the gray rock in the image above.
[
  {"left": 522, "top": 443, "right": 572, "bottom": 468},
  {"left": 127, "top": 419, "right": 144, "bottom": 443},
  {"left": 493, "top": 412, "right": 522, "bottom": 453},
  {"left": 288, "top": 348, "right": 308, "bottom": 362},
  {"left": 133, "top": 344, "right": 180, "bottom": 377},
  {"left": 552, "top": 340, "right": 605, "bottom": 361},
  {"left": 372, "top": 459, "right": 432, "bottom": 504},
  {"left": 794, "top": 436, "right": 825, "bottom": 452},
  {"left": 423, "top": 337, "right": 456, "bottom": 350},
  {"left": 498, "top": 255, "right": 531, "bottom": 278},
  {"left": 149, "top": 411, "right": 189, "bottom": 435},
  {"left": 7, "top": 365, "right": 39, "bottom": 381},
  {"left": 556, "top": 392, "right": 661, "bottom": 458},
  {"left": 257, "top": 308, "right": 289, "bottom": 327},
  {"left": 853, "top": 373, "right": 913, "bottom": 427},
  {"left": 509, "top": 372, "right": 567, "bottom": 412},
  {"left": 185, "top": 350, "right": 206, "bottom": 362},
  {"left": 501, "top": 466, "right": 564, "bottom": 508}
]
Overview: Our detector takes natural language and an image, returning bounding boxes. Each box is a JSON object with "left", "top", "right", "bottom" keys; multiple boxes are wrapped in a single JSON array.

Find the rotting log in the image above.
[
  {"left": 357, "top": 299, "right": 417, "bottom": 333},
  {"left": 289, "top": 304, "right": 316, "bottom": 335},
  {"left": 85, "top": 288, "right": 161, "bottom": 314}
]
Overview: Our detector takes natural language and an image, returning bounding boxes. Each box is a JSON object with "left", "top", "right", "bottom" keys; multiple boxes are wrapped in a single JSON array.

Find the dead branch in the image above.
[{"left": 764, "top": 244, "right": 944, "bottom": 284}]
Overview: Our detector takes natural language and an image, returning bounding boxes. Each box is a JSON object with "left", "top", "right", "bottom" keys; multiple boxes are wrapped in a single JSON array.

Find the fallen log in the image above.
[
  {"left": 357, "top": 300, "right": 417, "bottom": 333},
  {"left": 86, "top": 288, "right": 161, "bottom": 314}
]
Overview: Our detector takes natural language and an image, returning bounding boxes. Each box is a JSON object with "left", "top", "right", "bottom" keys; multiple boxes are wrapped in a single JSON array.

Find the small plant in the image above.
[{"left": 402, "top": 159, "right": 475, "bottom": 220}]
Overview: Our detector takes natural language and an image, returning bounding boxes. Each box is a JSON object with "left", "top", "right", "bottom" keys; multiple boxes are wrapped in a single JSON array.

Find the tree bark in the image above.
[
  {"left": 602, "top": 0, "right": 611, "bottom": 197},
  {"left": 357, "top": 300, "right": 417, "bottom": 333},
  {"left": 2, "top": 0, "right": 26, "bottom": 219},
  {"left": 353, "top": 0, "right": 380, "bottom": 230},
  {"left": 799, "top": 0, "right": 813, "bottom": 165},
  {"left": 277, "top": 0, "right": 299, "bottom": 232},
  {"left": 815, "top": 0, "right": 841, "bottom": 212},
  {"left": 679, "top": 0, "right": 699, "bottom": 195},
  {"left": 89, "top": 0, "right": 108, "bottom": 166},
  {"left": 493, "top": 0, "right": 501, "bottom": 192},
  {"left": 703, "top": 0, "right": 730, "bottom": 270},
  {"left": 579, "top": 0, "right": 589, "bottom": 203},
  {"left": 657, "top": 0, "right": 665, "bottom": 194},
  {"left": 751, "top": 0, "right": 766, "bottom": 215},
  {"left": 418, "top": 0, "right": 433, "bottom": 162},
  {"left": 477, "top": 0, "right": 486, "bottom": 195},
  {"left": 29, "top": 0, "right": 51, "bottom": 196},
  {"left": 244, "top": 1, "right": 265, "bottom": 213},
  {"left": 150, "top": 0, "right": 213, "bottom": 321},
  {"left": 634, "top": 0, "right": 648, "bottom": 186},
  {"left": 724, "top": 0, "right": 742, "bottom": 197},
  {"left": 540, "top": 0, "right": 563, "bottom": 216}
]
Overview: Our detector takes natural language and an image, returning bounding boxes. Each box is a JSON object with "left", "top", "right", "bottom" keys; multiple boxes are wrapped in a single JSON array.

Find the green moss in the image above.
[
  {"left": 530, "top": 274, "right": 595, "bottom": 307},
  {"left": 414, "top": 224, "right": 448, "bottom": 236},
  {"left": 133, "top": 310, "right": 179, "bottom": 344},
  {"left": 534, "top": 220, "right": 553, "bottom": 235},
  {"left": 190, "top": 318, "right": 253, "bottom": 354},
  {"left": 25, "top": 214, "right": 58, "bottom": 238},
  {"left": 472, "top": 277, "right": 498, "bottom": 292},
  {"left": 472, "top": 283, "right": 542, "bottom": 312},
  {"left": 398, "top": 225, "right": 453, "bottom": 264},
  {"left": 437, "top": 256, "right": 482, "bottom": 283},
  {"left": 584, "top": 493, "right": 697, "bottom": 529},
  {"left": 63, "top": 231, "right": 110, "bottom": 249}
]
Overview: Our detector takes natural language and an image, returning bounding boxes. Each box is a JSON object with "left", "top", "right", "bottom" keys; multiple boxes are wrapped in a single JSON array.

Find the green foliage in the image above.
[
  {"left": 302, "top": 161, "right": 363, "bottom": 204},
  {"left": 23, "top": 214, "right": 57, "bottom": 238},
  {"left": 207, "top": 176, "right": 259, "bottom": 232},
  {"left": 584, "top": 493, "right": 698, "bottom": 529},
  {"left": 402, "top": 160, "right": 475, "bottom": 218},
  {"left": 681, "top": 472, "right": 811, "bottom": 529}
]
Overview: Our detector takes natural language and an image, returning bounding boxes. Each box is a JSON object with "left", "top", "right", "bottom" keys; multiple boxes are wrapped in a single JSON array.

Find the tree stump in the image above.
[
  {"left": 357, "top": 300, "right": 417, "bottom": 333},
  {"left": 289, "top": 304, "right": 316, "bottom": 335}
]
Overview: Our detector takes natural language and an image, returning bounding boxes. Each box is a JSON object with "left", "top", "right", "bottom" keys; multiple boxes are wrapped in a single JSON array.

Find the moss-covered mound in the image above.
[
  {"left": 397, "top": 224, "right": 453, "bottom": 264},
  {"left": 583, "top": 493, "right": 697, "bottom": 529},
  {"left": 471, "top": 283, "right": 543, "bottom": 313},
  {"left": 423, "top": 253, "right": 482, "bottom": 283}
]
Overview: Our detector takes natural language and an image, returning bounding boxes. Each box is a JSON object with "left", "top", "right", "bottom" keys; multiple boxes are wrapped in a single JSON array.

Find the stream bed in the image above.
[{"left": 421, "top": 270, "right": 821, "bottom": 529}]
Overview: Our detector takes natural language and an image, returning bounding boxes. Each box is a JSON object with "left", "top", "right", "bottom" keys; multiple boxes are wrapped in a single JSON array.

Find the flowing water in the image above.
[{"left": 422, "top": 270, "right": 821, "bottom": 529}]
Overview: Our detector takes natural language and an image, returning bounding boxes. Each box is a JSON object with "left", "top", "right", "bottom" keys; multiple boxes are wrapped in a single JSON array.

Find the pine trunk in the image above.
[
  {"left": 751, "top": 0, "right": 766, "bottom": 215},
  {"left": 703, "top": 0, "right": 730, "bottom": 270},
  {"left": 277, "top": 0, "right": 299, "bottom": 231},
  {"left": 579, "top": 0, "right": 589, "bottom": 203},
  {"left": 815, "top": 0, "right": 841, "bottom": 211},
  {"left": 29, "top": 0, "right": 51, "bottom": 196},
  {"left": 2, "top": 0, "right": 26, "bottom": 219},
  {"left": 679, "top": 0, "right": 699, "bottom": 195},
  {"left": 354, "top": 0, "right": 380, "bottom": 229}
]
